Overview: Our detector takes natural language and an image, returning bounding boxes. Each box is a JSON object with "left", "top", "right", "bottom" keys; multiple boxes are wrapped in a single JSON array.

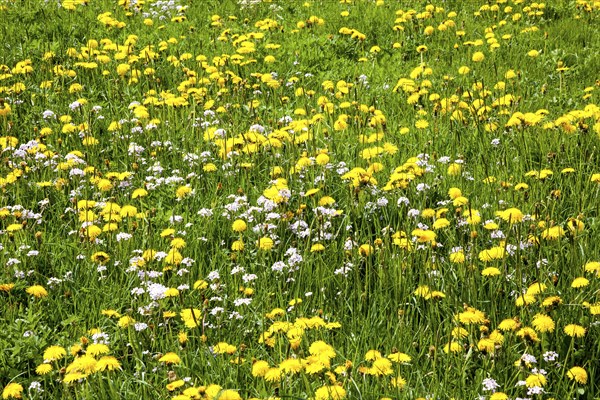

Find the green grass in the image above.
[{"left": 1, "top": 0, "right": 600, "bottom": 399}]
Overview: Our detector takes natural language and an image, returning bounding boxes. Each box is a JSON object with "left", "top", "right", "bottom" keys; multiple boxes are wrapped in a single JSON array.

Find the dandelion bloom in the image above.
[
  {"left": 231, "top": 219, "right": 247, "bottom": 233},
  {"left": 516, "top": 327, "right": 540, "bottom": 342},
  {"left": 257, "top": 237, "right": 274, "bottom": 250},
  {"left": 6, "top": 224, "right": 22, "bottom": 232},
  {"left": 252, "top": 360, "right": 270, "bottom": 377},
  {"left": 567, "top": 366, "right": 588, "bottom": 384},
  {"left": 571, "top": 277, "right": 589, "bottom": 288},
  {"left": 482, "top": 267, "right": 501, "bottom": 277},
  {"left": 26, "top": 285, "right": 48, "bottom": 298},
  {"left": 415, "top": 119, "right": 429, "bottom": 129},
  {"left": 131, "top": 188, "right": 148, "bottom": 198},
  {"left": 387, "top": 352, "right": 411, "bottom": 363},
  {"left": 175, "top": 185, "right": 192, "bottom": 199},
  {"left": 158, "top": 352, "right": 181, "bottom": 365},
  {"left": 0, "top": 283, "right": 15, "bottom": 292},
  {"left": 525, "top": 373, "right": 547, "bottom": 387},
  {"left": 531, "top": 314, "right": 555, "bottom": 333},
  {"left": 231, "top": 240, "right": 244, "bottom": 251},
  {"left": 279, "top": 358, "right": 303, "bottom": 374},
  {"left": 264, "top": 367, "right": 282, "bottom": 382},
  {"left": 564, "top": 324, "right": 586, "bottom": 337},
  {"left": 63, "top": 372, "right": 86, "bottom": 384},
  {"left": 443, "top": 342, "right": 462, "bottom": 353},
  {"left": 584, "top": 261, "right": 600, "bottom": 274},
  {"left": 391, "top": 376, "right": 407, "bottom": 389},
  {"left": 164, "top": 288, "right": 180, "bottom": 297},
  {"left": 311, "top": 243, "right": 326, "bottom": 253},
  {"left": 309, "top": 341, "right": 336, "bottom": 359},
  {"left": 358, "top": 244, "right": 374, "bottom": 256},
  {"left": 472, "top": 51, "right": 485, "bottom": 62},
  {"left": 166, "top": 380, "right": 185, "bottom": 392},
  {"left": 212, "top": 342, "right": 236, "bottom": 355},
  {"left": 43, "top": 345, "right": 67, "bottom": 362},
  {"left": 456, "top": 307, "right": 486, "bottom": 325},
  {"left": 497, "top": 318, "right": 519, "bottom": 332},
  {"left": 66, "top": 355, "right": 97, "bottom": 375},
  {"left": 95, "top": 356, "right": 122, "bottom": 372},
  {"left": 91, "top": 252, "right": 110, "bottom": 264},
  {"left": 449, "top": 251, "right": 465, "bottom": 264},
  {"left": 36, "top": 364, "right": 53, "bottom": 375},
  {"left": 496, "top": 207, "right": 524, "bottom": 223},
  {"left": 541, "top": 226, "right": 565, "bottom": 240},
  {"left": 2, "top": 383, "right": 23, "bottom": 399},
  {"left": 117, "top": 316, "right": 136, "bottom": 328},
  {"left": 477, "top": 338, "right": 496, "bottom": 353},
  {"left": 86, "top": 343, "right": 110, "bottom": 357},
  {"left": 411, "top": 229, "right": 436, "bottom": 243},
  {"left": 314, "top": 384, "right": 346, "bottom": 400}
]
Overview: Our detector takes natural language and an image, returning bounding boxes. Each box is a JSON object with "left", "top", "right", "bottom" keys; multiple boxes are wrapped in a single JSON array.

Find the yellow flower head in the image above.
[
  {"left": 567, "top": 366, "right": 588, "bottom": 384},
  {"left": 26, "top": 285, "right": 48, "bottom": 298}
]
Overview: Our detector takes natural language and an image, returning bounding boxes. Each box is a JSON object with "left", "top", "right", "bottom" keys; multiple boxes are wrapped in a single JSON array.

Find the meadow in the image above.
[{"left": 1, "top": 0, "right": 600, "bottom": 399}]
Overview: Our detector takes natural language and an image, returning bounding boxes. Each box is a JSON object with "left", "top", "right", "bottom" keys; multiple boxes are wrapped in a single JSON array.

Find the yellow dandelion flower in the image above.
[
  {"left": 66, "top": 355, "right": 97, "bottom": 375},
  {"left": 531, "top": 314, "right": 555, "bottom": 333},
  {"left": 131, "top": 188, "right": 148, "bottom": 198},
  {"left": 584, "top": 261, "right": 600, "bottom": 274},
  {"left": 166, "top": 380, "right": 185, "bottom": 392},
  {"left": 43, "top": 345, "right": 67, "bottom": 362},
  {"left": 516, "top": 327, "right": 540, "bottom": 342},
  {"left": 264, "top": 367, "right": 282, "bottom": 382},
  {"left": 542, "top": 295, "right": 562, "bottom": 308},
  {"left": 257, "top": 237, "right": 274, "bottom": 250},
  {"left": 472, "top": 51, "right": 485, "bottom": 62},
  {"left": 314, "top": 384, "right": 346, "bottom": 400},
  {"left": 482, "top": 267, "right": 501, "bottom": 277},
  {"left": 496, "top": 207, "right": 524, "bottom": 223},
  {"left": 279, "top": 358, "right": 303, "bottom": 374},
  {"left": 158, "top": 352, "right": 181, "bottom": 365},
  {"left": 564, "top": 324, "right": 586, "bottom": 338},
  {"left": 231, "top": 219, "right": 247, "bottom": 233},
  {"left": 26, "top": 285, "right": 48, "bottom": 298},
  {"left": 370, "top": 357, "right": 393, "bottom": 376},
  {"left": 36, "top": 363, "right": 53, "bottom": 375},
  {"left": 525, "top": 373, "right": 546, "bottom": 387},
  {"left": 2, "top": 383, "right": 23, "bottom": 399},
  {"left": 86, "top": 343, "right": 109, "bottom": 357},
  {"left": 387, "top": 352, "right": 411, "bottom": 363},
  {"left": 217, "top": 390, "right": 242, "bottom": 400},
  {"left": 358, "top": 244, "right": 374, "bottom": 256},
  {"left": 117, "top": 316, "right": 135, "bottom": 328},
  {"left": 0, "top": 283, "right": 15, "bottom": 292},
  {"left": 567, "top": 366, "right": 587, "bottom": 384},
  {"left": 95, "top": 356, "right": 121, "bottom": 371},
  {"left": 311, "top": 243, "right": 326, "bottom": 253},
  {"left": 63, "top": 372, "right": 86, "bottom": 384},
  {"left": 541, "top": 226, "right": 565, "bottom": 240},
  {"left": 571, "top": 277, "right": 589, "bottom": 288},
  {"left": 443, "top": 342, "right": 462, "bottom": 353},
  {"left": 497, "top": 318, "right": 519, "bottom": 332},
  {"left": 231, "top": 240, "right": 244, "bottom": 251},
  {"left": 515, "top": 293, "right": 536, "bottom": 307},
  {"left": 91, "top": 252, "right": 110, "bottom": 264},
  {"left": 252, "top": 360, "right": 270, "bottom": 377}
]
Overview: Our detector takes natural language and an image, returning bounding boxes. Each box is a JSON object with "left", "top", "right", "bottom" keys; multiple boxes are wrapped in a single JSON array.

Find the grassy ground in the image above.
[{"left": 1, "top": 0, "right": 600, "bottom": 399}]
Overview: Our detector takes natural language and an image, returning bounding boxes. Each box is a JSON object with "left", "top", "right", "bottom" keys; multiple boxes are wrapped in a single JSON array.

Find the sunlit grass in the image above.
[{"left": 1, "top": 0, "right": 600, "bottom": 399}]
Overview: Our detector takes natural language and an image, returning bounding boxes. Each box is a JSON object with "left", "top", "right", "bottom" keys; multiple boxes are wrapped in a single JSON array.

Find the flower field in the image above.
[{"left": 1, "top": 0, "right": 600, "bottom": 399}]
